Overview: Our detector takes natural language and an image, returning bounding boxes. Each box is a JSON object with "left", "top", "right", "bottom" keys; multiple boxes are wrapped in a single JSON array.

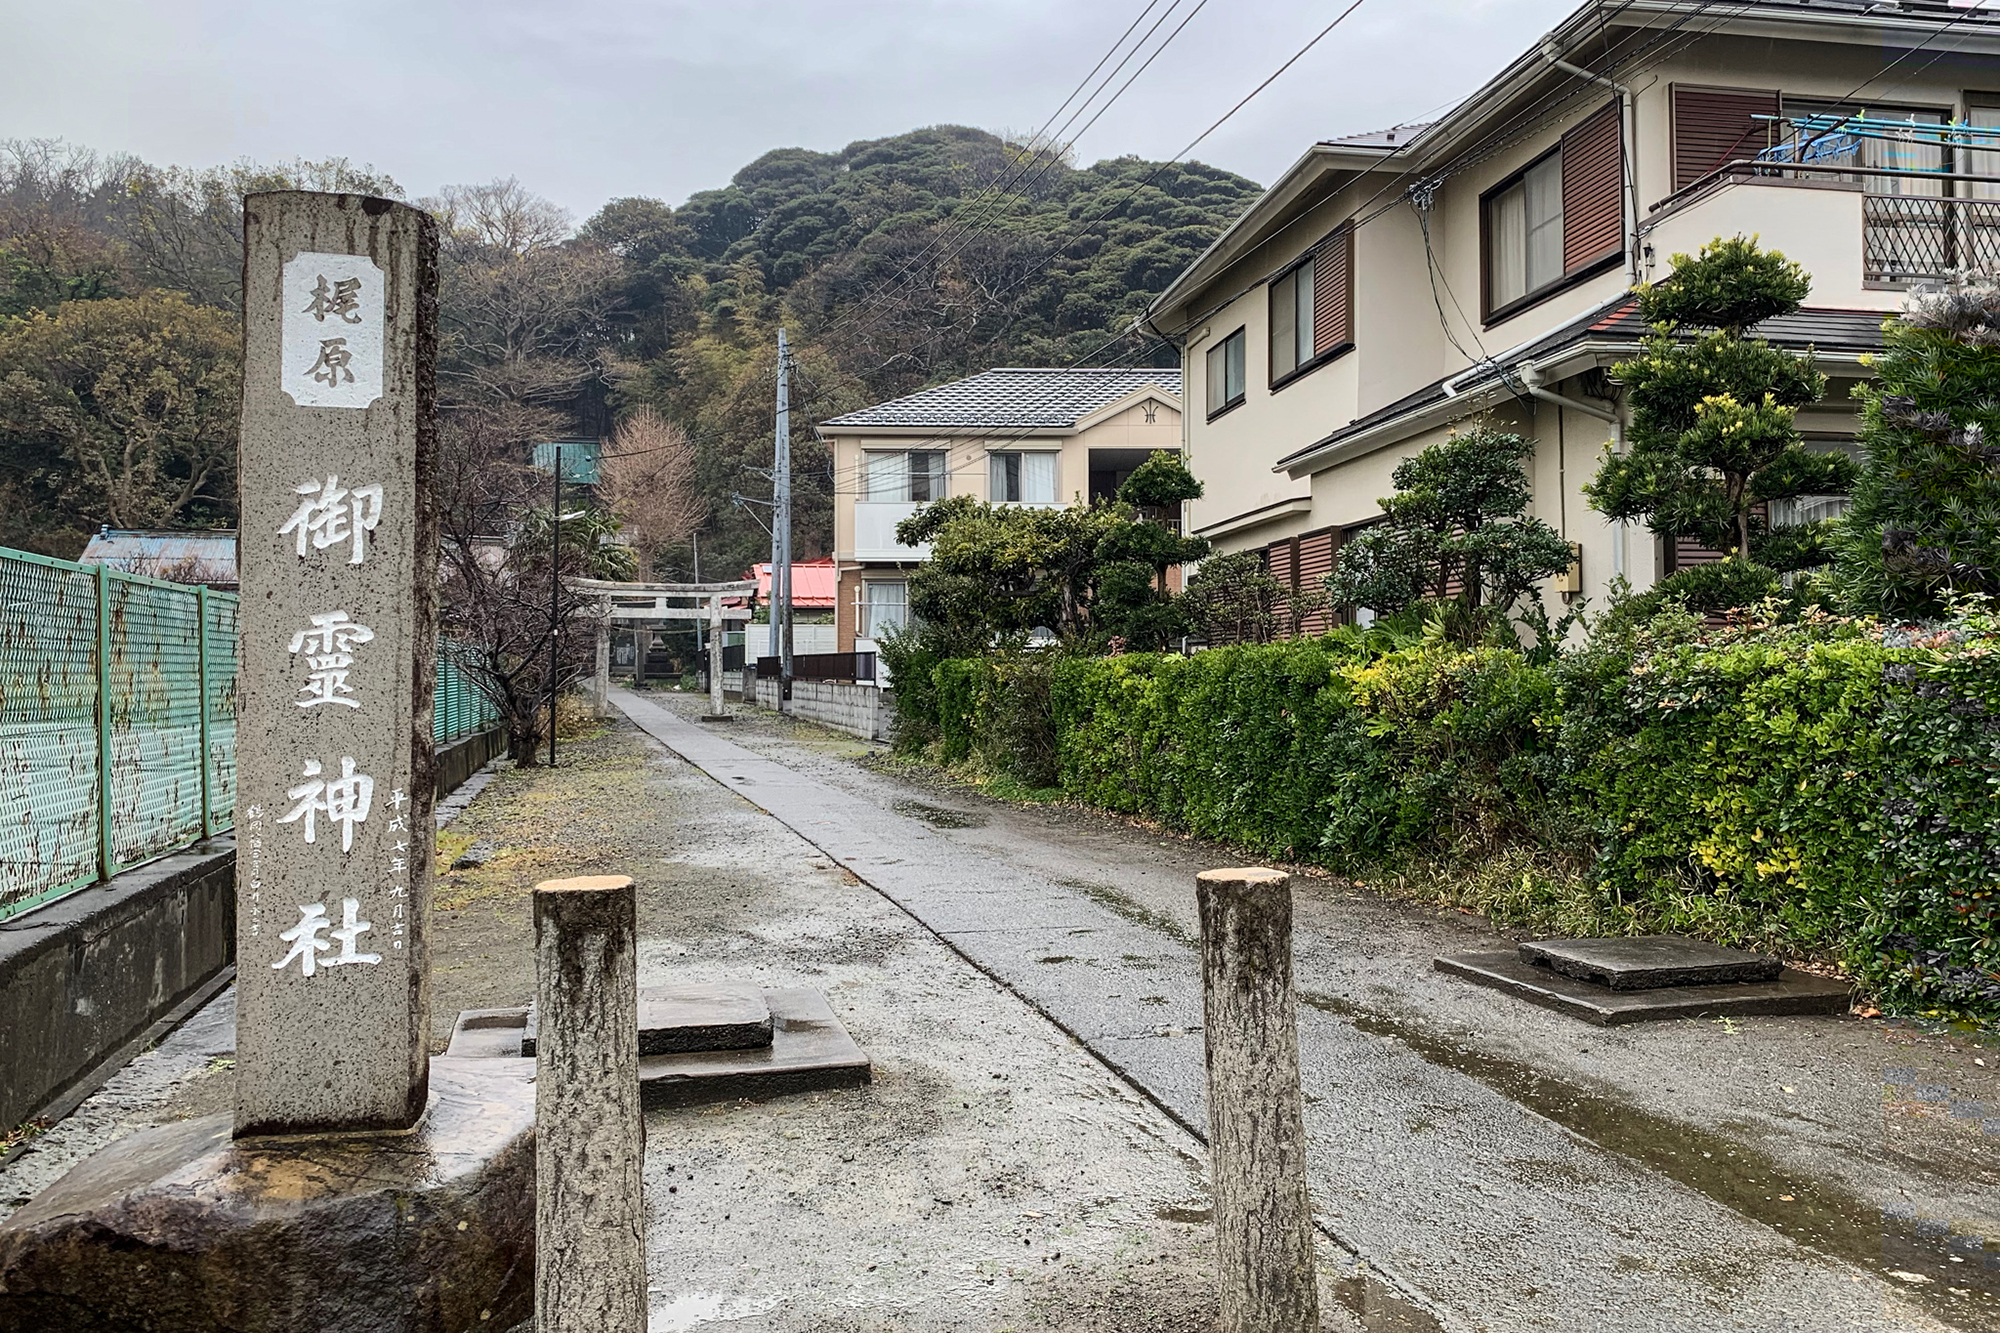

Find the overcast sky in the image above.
[{"left": 3, "top": 0, "right": 1585, "bottom": 222}]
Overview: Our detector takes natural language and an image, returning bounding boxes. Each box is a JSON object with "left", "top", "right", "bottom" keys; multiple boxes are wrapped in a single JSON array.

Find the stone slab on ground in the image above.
[
  {"left": 1435, "top": 951, "right": 1851, "bottom": 1025},
  {"left": 453, "top": 987, "right": 866, "bottom": 1107},
  {"left": 1519, "top": 934, "right": 1784, "bottom": 990},
  {"left": 640, "top": 985, "right": 869, "bottom": 1108},
  {"left": 0, "top": 1056, "right": 534, "bottom": 1333},
  {"left": 519, "top": 982, "right": 772, "bottom": 1057}
]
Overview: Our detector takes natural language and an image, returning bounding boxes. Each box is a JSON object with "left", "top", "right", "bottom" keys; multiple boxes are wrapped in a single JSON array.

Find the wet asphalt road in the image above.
[{"left": 618, "top": 688, "right": 1999, "bottom": 1333}]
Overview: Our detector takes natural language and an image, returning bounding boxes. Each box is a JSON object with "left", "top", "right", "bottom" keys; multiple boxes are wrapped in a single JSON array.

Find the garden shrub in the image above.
[{"left": 899, "top": 610, "right": 2000, "bottom": 1018}]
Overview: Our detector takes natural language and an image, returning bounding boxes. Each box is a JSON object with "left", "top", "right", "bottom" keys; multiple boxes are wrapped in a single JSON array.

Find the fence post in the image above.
[
  {"left": 95, "top": 563, "right": 113, "bottom": 882},
  {"left": 197, "top": 584, "right": 212, "bottom": 838},
  {"left": 534, "top": 874, "right": 647, "bottom": 1333},
  {"left": 1196, "top": 866, "right": 1319, "bottom": 1333}
]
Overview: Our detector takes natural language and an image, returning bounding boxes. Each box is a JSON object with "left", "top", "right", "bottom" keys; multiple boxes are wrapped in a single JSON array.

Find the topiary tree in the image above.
[
  {"left": 1830, "top": 276, "right": 2000, "bottom": 621},
  {"left": 1325, "top": 426, "right": 1574, "bottom": 645},
  {"left": 1586, "top": 236, "right": 1854, "bottom": 609},
  {"left": 893, "top": 475, "right": 1206, "bottom": 653}
]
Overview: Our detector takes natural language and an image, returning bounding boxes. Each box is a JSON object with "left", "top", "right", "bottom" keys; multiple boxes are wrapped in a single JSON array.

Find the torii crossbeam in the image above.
[{"left": 569, "top": 578, "right": 758, "bottom": 718}]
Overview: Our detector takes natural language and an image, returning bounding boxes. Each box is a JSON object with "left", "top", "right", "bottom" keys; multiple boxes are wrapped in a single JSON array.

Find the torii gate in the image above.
[{"left": 570, "top": 578, "right": 758, "bottom": 718}]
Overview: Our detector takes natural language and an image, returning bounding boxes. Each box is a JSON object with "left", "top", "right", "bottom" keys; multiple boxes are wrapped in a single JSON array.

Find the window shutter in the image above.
[
  {"left": 1561, "top": 101, "right": 1623, "bottom": 273},
  {"left": 1672, "top": 85, "right": 1779, "bottom": 191},
  {"left": 1295, "top": 528, "right": 1339, "bottom": 635},
  {"left": 1311, "top": 226, "right": 1353, "bottom": 357}
]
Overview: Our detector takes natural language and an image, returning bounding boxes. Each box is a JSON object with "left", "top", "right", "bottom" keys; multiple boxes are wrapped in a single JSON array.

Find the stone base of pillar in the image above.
[{"left": 0, "top": 1057, "right": 534, "bottom": 1333}]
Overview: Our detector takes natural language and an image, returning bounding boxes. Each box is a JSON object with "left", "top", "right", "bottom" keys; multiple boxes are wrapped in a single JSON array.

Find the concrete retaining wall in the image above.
[
  {"left": 436, "top": 725, "right": 506, "bottom": 797},
  {"left": 752, "top": 676, "right": 895, "bottom": 743},
  {"left": 0, "top": 840, "right": 236, "bottom": 1130}
]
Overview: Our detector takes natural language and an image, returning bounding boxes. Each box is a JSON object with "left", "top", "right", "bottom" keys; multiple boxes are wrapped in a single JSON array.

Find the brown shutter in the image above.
[
  {"left": 1294, "top": 528, "right": 1339, "bottom": 636},
  {"left": 1672, "top": 85, "right": 1780, "bottom": 191},
  {"left": 1561, "top": 101, "right": 1623, "bottom": 273},
  {"left": 1311, "top": 225, "right": 1353, "bottom": 357}
]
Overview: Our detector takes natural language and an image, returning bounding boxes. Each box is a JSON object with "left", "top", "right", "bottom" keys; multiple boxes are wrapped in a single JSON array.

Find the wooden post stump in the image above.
[
  {"left": 1197, "top": 866, "right": 1319, "bottom": 1333},
  {"left": 533, "top": 875, "right": 646, "bottom": 1332}
]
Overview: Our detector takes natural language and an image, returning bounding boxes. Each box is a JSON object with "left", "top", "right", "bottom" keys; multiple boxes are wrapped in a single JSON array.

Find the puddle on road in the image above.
[
  {"left": 891, "top": 799, "right": 988, "bottom": 829},
  {"left": 1061, "top": 879, "right": 1196, "bottom": 948},
  {"left": 1299, "top": 990, "right": 1997, "bottom": 1330}
]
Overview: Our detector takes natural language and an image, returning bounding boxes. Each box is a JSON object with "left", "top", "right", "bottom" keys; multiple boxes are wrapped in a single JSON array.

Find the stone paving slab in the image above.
[
  {"left": 1519, "top": 935, "right": 1783, "bottom": 990},
  {"left": 1436, "top": 951, "right": 1852, "bottom": 1025},
  {"left": 445, "top": 988, "right": 869, "bottom": 1109}
]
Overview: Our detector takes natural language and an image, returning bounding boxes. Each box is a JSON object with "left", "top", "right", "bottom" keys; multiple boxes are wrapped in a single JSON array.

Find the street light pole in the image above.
[{"left": 549, "top": 442, "right": 561, "bottom": 769}]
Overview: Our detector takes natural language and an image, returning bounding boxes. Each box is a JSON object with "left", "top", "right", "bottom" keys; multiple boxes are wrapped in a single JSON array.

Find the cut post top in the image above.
[
  {"left": 1197, "top": 867, "right": 1290, "bottom": 889},
  {"left": 535, "top": 875, "right": 635, "bottom": 895}
]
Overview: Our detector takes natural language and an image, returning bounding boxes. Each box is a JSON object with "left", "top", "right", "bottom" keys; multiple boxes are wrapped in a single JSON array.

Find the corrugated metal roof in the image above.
[
  {"left": 77, "top": 529, "right": 238, "bottom": 588},
  {"left": 822, "top": 367, "right": 1182, "bottom": 431},
  {"left": 1276, "top": 297, "right": 1889, "bottom": 470},
  {"left": 743, "top": 558, "right": 837, "bottom": 609}
]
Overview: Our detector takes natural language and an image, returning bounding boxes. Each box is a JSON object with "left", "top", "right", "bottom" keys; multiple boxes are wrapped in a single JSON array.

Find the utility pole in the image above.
[{"left": 773, "top": 328, "right": 794, "bottom": 714}]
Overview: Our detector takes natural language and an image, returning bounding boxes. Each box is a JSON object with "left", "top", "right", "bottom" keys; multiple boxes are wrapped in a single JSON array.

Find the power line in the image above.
[{"left": 811, "top": 0, "right": 1198, "bottom": 345}]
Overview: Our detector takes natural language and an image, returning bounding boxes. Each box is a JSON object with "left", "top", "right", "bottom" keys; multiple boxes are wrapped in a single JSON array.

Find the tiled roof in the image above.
[
  {"left": 1322, "top": 123, "right": 1433, "bottom": 151},
  {"left": 822, "top": 367, "right": 1182, "bottom": 431},
  {"left": 1277, "top": 296, "right": 1890, "bottom": 469}
]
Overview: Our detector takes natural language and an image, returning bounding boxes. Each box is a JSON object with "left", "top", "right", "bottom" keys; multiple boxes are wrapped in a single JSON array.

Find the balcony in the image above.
[
  {"left": 1863, "top": 195, "right": 2000, "bottom": 286},
  {"left": 854, "top": 502, "right": 929, "bottom": 562}
]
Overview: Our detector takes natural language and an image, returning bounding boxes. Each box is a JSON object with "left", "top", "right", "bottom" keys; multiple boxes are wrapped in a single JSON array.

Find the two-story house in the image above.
[
  {"left": 1147, "top": 0, "right": 2000, "bottom": 617},
  {"left": 819, "top": 367, "right": 1183, "bottom": 654}
]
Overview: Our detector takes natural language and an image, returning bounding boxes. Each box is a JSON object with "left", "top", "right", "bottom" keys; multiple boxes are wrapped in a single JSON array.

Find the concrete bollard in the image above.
[
  {"left": 533, "top": 875, "right": 647, "bottom": 1332},
  {"left": 1196, "top": 866, "right": 1320, "bottom": 1333}
]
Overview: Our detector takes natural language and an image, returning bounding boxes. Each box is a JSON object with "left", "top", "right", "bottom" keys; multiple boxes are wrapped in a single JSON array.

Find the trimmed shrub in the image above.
[{"left": 901, "top": 610, "right": 2000, "bottom": 1019}]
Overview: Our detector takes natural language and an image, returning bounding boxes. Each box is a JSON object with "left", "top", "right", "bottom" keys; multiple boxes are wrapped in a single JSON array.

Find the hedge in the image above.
[{"left": 896, "top": 615, "right": 2000, "bottom": 1019}]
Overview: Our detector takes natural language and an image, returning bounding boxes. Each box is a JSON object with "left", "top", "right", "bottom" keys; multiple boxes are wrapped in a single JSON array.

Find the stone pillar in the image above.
[
  {"left": 233, "top": 191, "right": 438, "bottom": 1138},
  {"left": 593, "top": 619, "right": 611, "bottom": 718},
  {"left": 707, "top": 596, "right": 726, "bottom": 717},
  {"left": 534, "top": 875, "right": 647, "bottom": 1332},
  {"left": 633, "top": 630, "right": 647, "bottom": 687},
  {"left": 1196, "top": 867, "right": 1319, "bottom": 1333}
]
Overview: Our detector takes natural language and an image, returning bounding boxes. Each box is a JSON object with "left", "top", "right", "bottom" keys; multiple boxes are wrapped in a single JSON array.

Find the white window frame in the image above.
[{"left": 989, "top": 449, "right": 1059, "bottom": 504}]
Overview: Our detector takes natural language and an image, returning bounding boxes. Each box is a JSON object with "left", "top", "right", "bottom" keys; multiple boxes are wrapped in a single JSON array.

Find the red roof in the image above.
[{"left": 742, "top": 557, "right": 836, "bottom": 609}]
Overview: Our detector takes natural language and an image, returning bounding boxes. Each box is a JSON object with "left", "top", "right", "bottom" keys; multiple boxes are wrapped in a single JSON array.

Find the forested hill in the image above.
[
  {"left": 0, "top": 128, "right": 1261, "bottom": 573},
  {"left": 588, "top": 126, "right": 1263, "bottom": 576}
]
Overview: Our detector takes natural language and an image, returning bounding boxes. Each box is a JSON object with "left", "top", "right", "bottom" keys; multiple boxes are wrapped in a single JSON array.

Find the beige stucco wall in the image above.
[{"left": 1178, "top": 23, "right": 1982, "bottom": 597}]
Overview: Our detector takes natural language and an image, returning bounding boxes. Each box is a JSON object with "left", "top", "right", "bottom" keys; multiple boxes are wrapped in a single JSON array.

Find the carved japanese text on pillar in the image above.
[{"left": 282, "top": 252, "right": 385, "bottom": 409}]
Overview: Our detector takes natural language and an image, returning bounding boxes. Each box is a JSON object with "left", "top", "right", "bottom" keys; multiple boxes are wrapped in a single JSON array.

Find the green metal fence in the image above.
[
  {"left": 1, "top": 545, "right": 500, "bottom": 924},
  {"left": 0, "top": 548, "right": 237, "bottom": 922},
  {"left": 434, "top": 643, "right": 500, "bottom": 745}
]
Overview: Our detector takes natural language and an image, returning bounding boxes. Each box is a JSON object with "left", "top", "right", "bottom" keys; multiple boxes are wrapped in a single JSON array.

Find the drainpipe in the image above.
[
  {"left": 1517, "top": 362, "right": 1627, "bottom": 580},
  {"left": 1542, "top": 36, "right": 1641, "bottom": 287}
]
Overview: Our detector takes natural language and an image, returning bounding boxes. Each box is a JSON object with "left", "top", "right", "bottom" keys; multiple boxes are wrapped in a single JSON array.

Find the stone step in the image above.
[
  {"left": 445, "top": 987, "right": 869, "bottom": 1108},
  {"left": 517, "top": 982, "right": 774, "bottom": 1057},
  {"left": 1518, "top": 935, "right": 1784, "bottom": 991},
  {"left": 1435, "top": 951, "right": 1850, "bottom": 1026}
]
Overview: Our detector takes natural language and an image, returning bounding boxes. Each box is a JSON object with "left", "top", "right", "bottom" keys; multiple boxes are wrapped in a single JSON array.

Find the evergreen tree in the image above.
[
  {"left": 1586, "top": 236, "right": 1853, "bottom": 609},
  {"left": 1831, "top": 278, "right": 2000, "bottom": 620},
  {"left": 1326, "top": 427, "right": 1573, "bottom": 644}
]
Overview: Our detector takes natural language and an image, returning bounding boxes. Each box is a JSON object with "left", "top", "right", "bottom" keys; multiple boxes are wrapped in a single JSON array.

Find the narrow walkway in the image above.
[{"left": 616, "top": 688, "right": 1983, "bottom": 1333}]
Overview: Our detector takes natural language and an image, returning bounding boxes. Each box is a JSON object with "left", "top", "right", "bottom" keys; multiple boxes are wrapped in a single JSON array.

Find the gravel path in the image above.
[{"left": 2, "top": 715, "right": 1393, "bottom": 1331}]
